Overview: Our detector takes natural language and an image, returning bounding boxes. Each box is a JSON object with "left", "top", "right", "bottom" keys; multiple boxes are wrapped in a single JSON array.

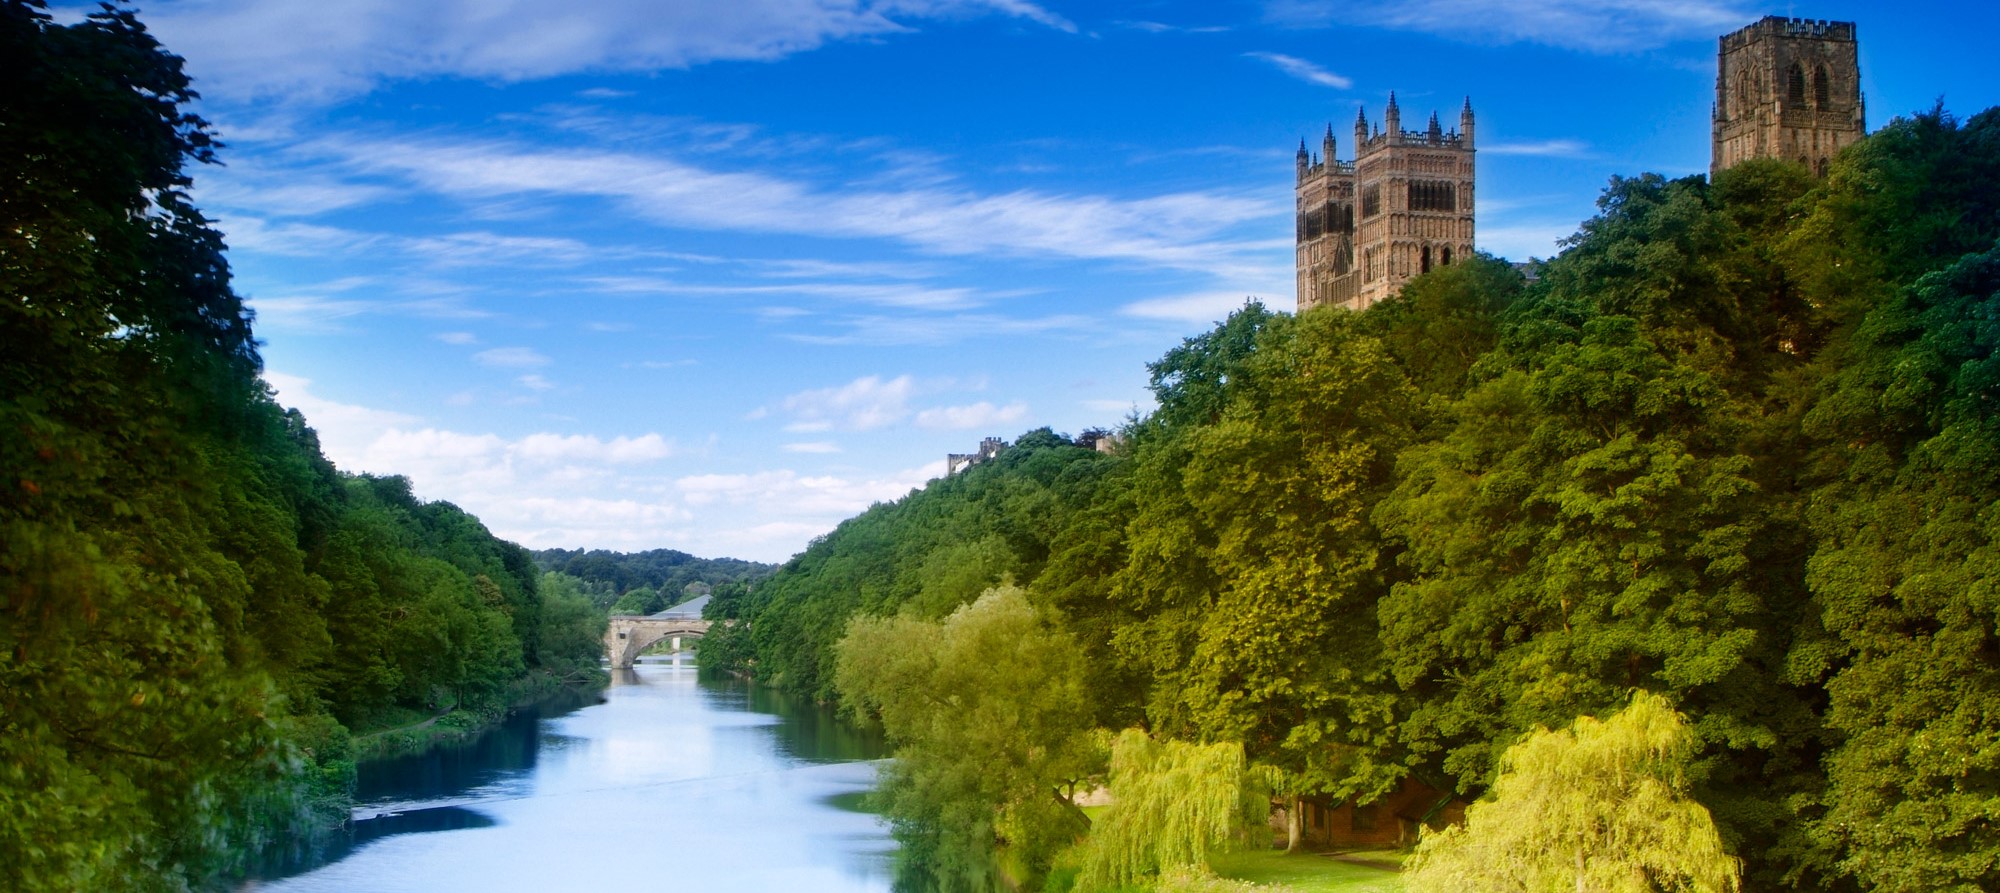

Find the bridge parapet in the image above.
[{"left": 606, "top": 615, "right": 712, "bottom": 668}]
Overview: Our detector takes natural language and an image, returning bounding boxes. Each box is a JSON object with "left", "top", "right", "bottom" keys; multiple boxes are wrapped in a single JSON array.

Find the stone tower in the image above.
[
  {"left": 1713, "top": 16, "right": 1865, "bottom": 177},
  {"left": 1296, "top": 94, "right": 1476, "bottom": 313}
]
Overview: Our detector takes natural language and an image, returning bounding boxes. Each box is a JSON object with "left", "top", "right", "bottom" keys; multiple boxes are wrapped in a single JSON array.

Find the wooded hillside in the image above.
[{"left": 713, "top": 105, "right": 2000, "bottom": 893}]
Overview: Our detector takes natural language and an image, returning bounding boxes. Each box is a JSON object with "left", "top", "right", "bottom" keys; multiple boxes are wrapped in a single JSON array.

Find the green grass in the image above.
[{"left": 1207, "top": 849, "right": 1405, "bottom": 893}]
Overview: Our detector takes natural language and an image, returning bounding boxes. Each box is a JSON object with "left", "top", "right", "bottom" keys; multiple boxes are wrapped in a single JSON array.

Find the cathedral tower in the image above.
[
  {"left": 1713, "top": 16, "right": 1865, "bottom": 176},
  {"left": 1296, "top": 95, "right": 1476, "bottom": 313}
]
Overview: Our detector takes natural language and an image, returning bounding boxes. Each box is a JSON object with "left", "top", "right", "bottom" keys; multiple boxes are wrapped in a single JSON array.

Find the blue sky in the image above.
[{"left": 102, "top": 0, "right": 2000, "bottom": 562}]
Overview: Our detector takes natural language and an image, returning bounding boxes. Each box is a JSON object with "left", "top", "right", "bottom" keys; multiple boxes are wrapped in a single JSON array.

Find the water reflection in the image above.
[
  {"left": 245, "top": 807, "right": 498, "bottom": 883},
  {"left": 352, "top": 688, "right": 598, "bottom": 811},
  {"left": 242, "top": 664, "right": 894, "bottom": 892}
]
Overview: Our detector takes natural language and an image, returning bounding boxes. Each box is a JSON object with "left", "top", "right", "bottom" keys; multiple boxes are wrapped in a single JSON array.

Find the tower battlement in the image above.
[
  {"left": 1713, "top": 14, "right": 1865, "bottom": 176},
  {"left": 1722, "top": 16, "right": 1856, "bottom": 50}
]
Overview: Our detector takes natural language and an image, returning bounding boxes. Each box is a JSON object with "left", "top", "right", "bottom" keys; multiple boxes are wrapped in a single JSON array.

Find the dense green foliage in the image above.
[
  {"left": 1404, "top": 693, "right": 1739, "bottom": 893},
  {"left": 0, "top": 5, "right": 605, "bottom": 887},
  {"left": 725, "top": 105, "right": 2000, "bottom": 892},
  {"left": 1076, "top": 731, "right": 1265, "bottom": 891},
  {"left": 531, "top": 546, "right": 772, "bottom": 611},
  {"left": 835, "top": 587, "right": 1098, "bottom": 891}
]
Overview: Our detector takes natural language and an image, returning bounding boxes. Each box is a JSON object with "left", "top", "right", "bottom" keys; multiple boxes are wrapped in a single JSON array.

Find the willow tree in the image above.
[
  {"left": 834, "top": 586, "right": 1098, "bottom": 892},
  {"left": 1075, "top": 730, "right": 1265, "bottom": 891},
  {"left": 1404, "top": 692, "right": 1739, "bottom": 893}
]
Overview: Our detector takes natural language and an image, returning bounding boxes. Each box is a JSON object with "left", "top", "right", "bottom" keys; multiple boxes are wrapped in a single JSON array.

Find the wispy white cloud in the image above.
[
  {"left": 437, "top": 331, "right": 479, "bottom": 345},
  {"left": 581, "top": 276, "right": 988, "bottom": 311},
  {"left": 1244, "top": 51, "right": 1353, "bottom": 89},
  {"left": 218, "top": 215, "right": 623, "bottom": 268},
  {"left": 783, "top": 312, "right": 1092, "bottom": 346},
  {"left": 144, "top": 0, "right": 1077, "bottom": 105},
  {"left": 247, "top": 294, "right": 381, "bottom": 333},
  {"left": 1264, "top": 0, "right": 1752, "bottom": 52},
  {"left": 221, "top": 217, "right": 383, "bottom": 257},
  {"left": 1117, "top": 20, "right": 1233, "bottom": 34},
  {"left": 754, "top": 258, "right": 941, "bottom": 280},
  {"left": 475, "top": 346, "right": 553, "bottom": 367},
  {"left": 516, "top": 373, "right": 556, "bottom": 391},
  {"left": 295, "top": 134, "right": 1280, "bottom": 279},
  {"left": 1483, "top": 139, "right": 1591, "bottom": 157},
  {"left": 1120, "top": 290, "right": 1273, "bottom": 325},
  {"left": 783, "top": 441, "right": 843, "bottom": 454},
  {"left": 914, "top": 400, "right": 1029, "bottom": 430}
]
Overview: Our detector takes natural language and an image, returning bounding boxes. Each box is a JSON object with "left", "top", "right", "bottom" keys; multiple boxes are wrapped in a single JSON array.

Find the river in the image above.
[{"left": 244, "top": 660, "right": 895, "bottom": 892}]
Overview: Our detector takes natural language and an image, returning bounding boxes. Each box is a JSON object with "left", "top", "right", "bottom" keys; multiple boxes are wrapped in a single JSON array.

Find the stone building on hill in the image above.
[
  {"left": 1295, "top": 94, "right": 1476, "bottom": 313},
  {"left": 1713, "top": 16, "right": 1866, "bottom": 176},
  {"left": 1294, "top": 15, "right": 1865, "bottom": 314}
]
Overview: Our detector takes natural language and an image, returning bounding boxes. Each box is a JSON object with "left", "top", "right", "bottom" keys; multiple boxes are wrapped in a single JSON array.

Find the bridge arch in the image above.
[{"left": 605, "top": 615, "right": 712, "bottom": 669}]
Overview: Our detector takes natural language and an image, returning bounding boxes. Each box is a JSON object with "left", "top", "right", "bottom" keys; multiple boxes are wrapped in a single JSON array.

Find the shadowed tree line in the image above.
[
  {"left": 711, "top": 105, "right": 2000, "bottom": 893},
  {"left": 531, "top": 546, "right": 774, "bottom": 618},
  {"left": 531, "top": 546, "right": 774, "bottom": 614},
  {"left": 1, "top": 4, "right": 606, "bottom": 888}
]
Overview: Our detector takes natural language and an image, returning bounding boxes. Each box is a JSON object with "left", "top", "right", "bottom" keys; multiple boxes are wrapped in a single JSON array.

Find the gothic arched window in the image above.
[
  {"left": 1735, "top": 74, "right": 1749, "bottom": 118},
  {"left": 1787, "top": 63, "right": 1807, "bottom": 108},
  {"left": 1814, "top": 65, "right": 1832, "bottom": 109}
]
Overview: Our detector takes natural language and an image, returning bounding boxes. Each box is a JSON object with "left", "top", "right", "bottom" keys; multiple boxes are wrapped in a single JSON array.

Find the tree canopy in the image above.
[
  {"left": 721, "top": 105, "right": 2000, "bottom": 893},
  {"left": 1, "top": 5, "right": 611, "bottom": 886},
  {"left": 1404, "top": 692, "right": 1740, "bottom": 893}
]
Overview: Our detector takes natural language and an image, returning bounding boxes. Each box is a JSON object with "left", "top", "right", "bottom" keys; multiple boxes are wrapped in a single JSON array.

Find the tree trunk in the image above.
[{"left": 1286, "top": 794, "right": 1303, "bottom": 852}]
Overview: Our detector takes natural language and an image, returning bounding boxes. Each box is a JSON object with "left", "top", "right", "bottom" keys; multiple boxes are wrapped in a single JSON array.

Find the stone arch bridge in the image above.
[{"left": 605, "top": 614, "right": 710, "bottom": 669}]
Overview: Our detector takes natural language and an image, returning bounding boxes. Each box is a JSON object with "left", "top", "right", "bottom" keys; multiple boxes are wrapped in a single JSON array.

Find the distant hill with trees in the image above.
[{"left": 531, "top": 547, "right": 774, "bottom": 614}]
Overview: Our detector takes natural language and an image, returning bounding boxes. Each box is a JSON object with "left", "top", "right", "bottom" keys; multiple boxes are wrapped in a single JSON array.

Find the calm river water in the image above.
[{"left": 244, "top": 661, "right": 895, "bottom": 892}]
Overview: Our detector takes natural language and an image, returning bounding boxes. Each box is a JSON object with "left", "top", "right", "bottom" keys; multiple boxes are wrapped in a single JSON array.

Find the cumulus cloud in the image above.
[
  {"left": 261, "top": 371, "right": 948, "bottom": 561},
  {"left": 262, "top": 372, "right": 421, "bottom": 458},
  {"left": 1244, "top": 51, "right": 1353, "bottom": 88},
  {"left": 766, "top": 374, "right": 1038, "bottom": 432},
  {"left": 141, "top": 0, "right": 1075, "bottom": 105},
  {"left": 1265, "top": 0, "right": 1753, "bottom": 52},
  {"left": 517, "top": 432, "right": 676, "bottom": 463},
  {"left": 675, "top": 465, "right": 934, "bottom": 516},
  {"left": 778, "top": 375, "right": 918, "bottom": 431}
]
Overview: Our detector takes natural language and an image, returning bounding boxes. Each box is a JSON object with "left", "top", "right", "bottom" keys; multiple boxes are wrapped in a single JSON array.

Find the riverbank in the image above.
[
  {"left": 349, "top": 669, "right": 607, "bottom": 762},
  {"left": 244, "top": 664, "right": 897, "bottom": 891}
]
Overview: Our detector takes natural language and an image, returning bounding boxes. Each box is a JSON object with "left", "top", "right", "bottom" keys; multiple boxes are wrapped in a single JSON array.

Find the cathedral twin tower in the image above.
[
  {"left": 1294, "top": 94, "right": 1475, "bottom": 313},
  {"left": 1296, "top": 14, "right": 1866, "bottom": 313}
]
